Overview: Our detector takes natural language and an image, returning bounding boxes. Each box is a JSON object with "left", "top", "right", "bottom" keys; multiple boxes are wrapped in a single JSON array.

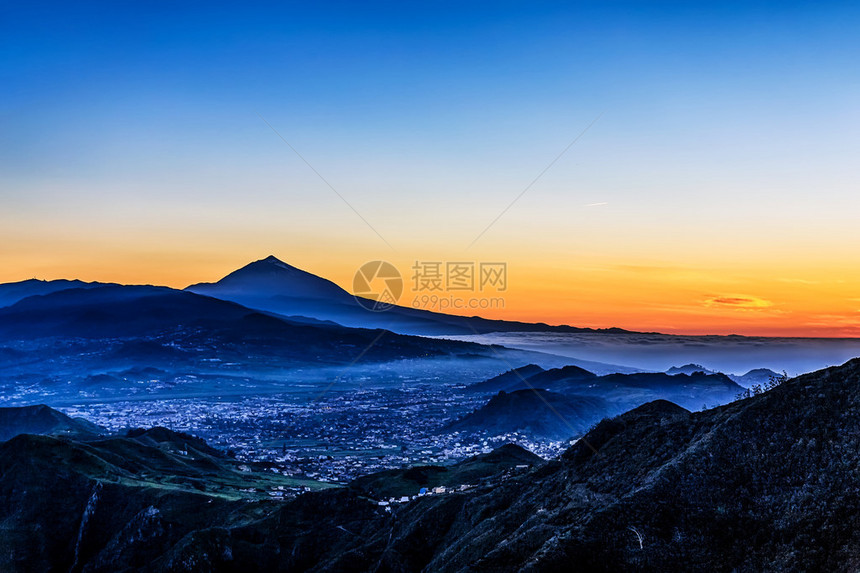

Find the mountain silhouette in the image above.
[
  {"left": 0, "top": 284, "right": 493, "bottom": 375},
  {"left": 188, "top": 255, "right": 349, "bottom": 301},
  {"left": 186, "top": 255, "right": 625, "bottom": 336}
]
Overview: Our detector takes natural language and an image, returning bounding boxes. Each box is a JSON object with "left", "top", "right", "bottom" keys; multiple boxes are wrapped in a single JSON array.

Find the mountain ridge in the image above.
[
  {"left": 0, "top": 278, "right": 110, "bottom": 308},
  {"left": 185, "top": 255, "right": 628, "bottom": 336}
]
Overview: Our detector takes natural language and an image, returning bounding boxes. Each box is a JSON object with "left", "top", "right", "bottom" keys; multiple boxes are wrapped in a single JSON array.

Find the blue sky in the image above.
[
  {"left": 5, "top": 1, "right": 856, "bottom": 180},
  {"left": 2, "top": 1, "right": 859, "bottom": 333}
]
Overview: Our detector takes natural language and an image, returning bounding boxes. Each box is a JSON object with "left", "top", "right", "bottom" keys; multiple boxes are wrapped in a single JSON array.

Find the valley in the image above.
[{"left": 1, "top": 256, "right": 858, "bottom": 571}]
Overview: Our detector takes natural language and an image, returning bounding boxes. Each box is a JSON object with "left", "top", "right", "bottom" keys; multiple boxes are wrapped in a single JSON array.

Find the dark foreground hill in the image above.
[
  {"left": 0, "top": 404, "right": 104, "bottom": 441},
  {"left": 0, "top": 422, "right": 333, "bottom": 572},
  {"left": 349, "top": 443, "right": 542, "bottom": 500},
  {"left": 5, "top": 359, "right": 860, "bottom": 571}
]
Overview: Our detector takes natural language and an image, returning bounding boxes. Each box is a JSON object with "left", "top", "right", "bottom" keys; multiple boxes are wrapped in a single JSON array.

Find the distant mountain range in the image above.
[
  {"left": 4, "top": 360, "right": 860, "bottom": 570},
  {"left": 666, "top": 363, "right": 782, "bottom": 388},
  {"left": 465, "top": 363, "right": 743, "bottom": 414},
  {"left": 0, "top": 255, "right": 642, "bottom": 404},
  {"left": 0, "top": 258, "right": 782, "bottom": 407},
  {"left": 665, "top": 363, "right": 715, "bottom": 375},
  {"left": 0, "top": 258, "right": 845, "bottom": 379},
  {"left": 730, "top": 367, "right": 783, "bottom": 387},
  {"left": 0, "top": 278, "right": 108, "bottom": 308},
  {"left": 0, "top": 280, "right": 553, "bottom": 403},
  {"left": 450, "top": 364, "right": 744, "bottom": 441},
  {"left": 0, "top": 283, "right": 490, "bottom": 363},
  {"left": 186, "top": 255, "right": 626, "bottom": 336},
  {"left": 0, "top": 257, "right": 787, "bottom": 380},
  {"left": 465, "top": 363, "right": 547, "bottom": 393}
]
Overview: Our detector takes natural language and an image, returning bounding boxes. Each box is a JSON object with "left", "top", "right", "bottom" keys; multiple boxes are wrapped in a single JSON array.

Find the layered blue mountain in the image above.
[
  {"left": 466, "top": 364, "right": 743, "bottom": 413},
  {"left": 0, "top": 278, "right": 108, "bottom": 308},
  {"left": 465, "top": 363, "right": 546, "bottom": 393},
  {"left": 0, "top": 284, "right": 468, "bottom": 356},
  {"left": 665, "top": 363, "right": 716, "bottom": 375},
  {"left": 0, "top": 283, "right": 524, "bottom": 402},
  {"left": 448, "top": 389, "right": 610, "bottom": 440},
  {"left": 186, "top": 255, "right": 624, "bottom": 336},
  {"left": 665, "top": 363, "right": 782, "bottom": 388}
]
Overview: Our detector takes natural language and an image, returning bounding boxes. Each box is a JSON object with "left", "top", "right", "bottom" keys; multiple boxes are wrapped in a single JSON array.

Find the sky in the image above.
[{"left": 2, "top": 1, "right": 859, "bottom": 336}]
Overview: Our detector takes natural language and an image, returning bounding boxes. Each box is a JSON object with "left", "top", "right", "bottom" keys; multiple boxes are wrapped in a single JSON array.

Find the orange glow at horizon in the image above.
[
  {"left": 4, "top": 1, "right": 860, "bottom": 340},
  {"left": 2, "top": 246, "right": 859, "bottom": 339}
]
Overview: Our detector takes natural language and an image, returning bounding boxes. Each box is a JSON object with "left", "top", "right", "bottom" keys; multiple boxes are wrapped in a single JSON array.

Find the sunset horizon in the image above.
[
  {"left": 3, "top": 251, "right": 858, "bottom": 338},
  {"left": 5, "top": 2, "right": 859, "bottom": 338}
]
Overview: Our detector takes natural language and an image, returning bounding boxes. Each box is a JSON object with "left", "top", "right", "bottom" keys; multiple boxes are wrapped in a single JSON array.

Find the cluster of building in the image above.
[
  {"left": 375, "top": 483, "right": 475, "bottom": 509},
  {"left": 61, "top": 384, "right": 569, "bottom": 486}
]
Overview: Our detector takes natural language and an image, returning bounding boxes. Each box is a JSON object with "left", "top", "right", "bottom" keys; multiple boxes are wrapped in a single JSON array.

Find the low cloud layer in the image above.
[{"left": 705, "top": 295, "right": 773, "bottom": 309}]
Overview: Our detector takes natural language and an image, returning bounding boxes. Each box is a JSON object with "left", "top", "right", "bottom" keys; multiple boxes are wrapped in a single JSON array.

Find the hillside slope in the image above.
[
  {"left": 366, "top": 359, "right": 860, "bottom": 571},
  {"left": 0, "top": 425, "right": 333, "bottom": 572},
  {"left": 164, "top": 358, "right": 860, "bottom": 571},
  {"left": 5, "top": 360, "right": 860, "bottom": 570},
  {"left": 349, "top": 443, "right": 542, "bottom": 500},
  {"left": 0, "top": 404, "right": 103, "bottom": 441}
]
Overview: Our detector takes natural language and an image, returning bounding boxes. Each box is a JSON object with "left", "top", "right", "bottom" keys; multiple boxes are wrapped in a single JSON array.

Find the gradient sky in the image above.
[{"left": 2, "top": 1, "right": 860, "bottom": 336}]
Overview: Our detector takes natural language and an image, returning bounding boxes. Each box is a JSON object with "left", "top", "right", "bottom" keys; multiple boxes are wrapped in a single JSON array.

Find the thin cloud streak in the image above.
[{"left": 704, "top": 295, "right": 773, "bottom": 309}]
